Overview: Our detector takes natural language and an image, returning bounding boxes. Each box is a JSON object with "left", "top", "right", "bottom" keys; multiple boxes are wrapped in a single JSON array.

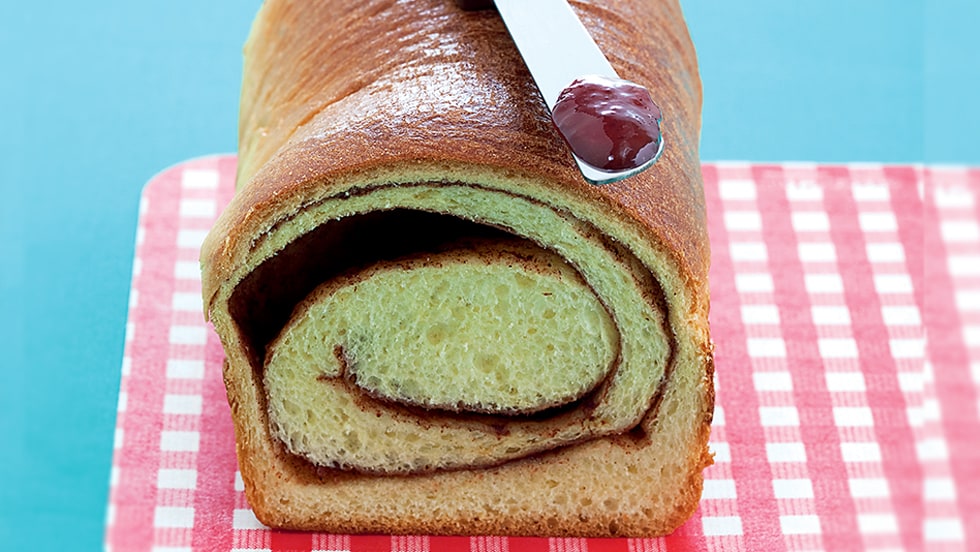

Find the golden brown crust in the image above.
[
  {"left": 203, "top": 0, "right": 713, "bottom": 537},
  {"left": 201, "top": 0, "right": 707, "bottom": 318}
]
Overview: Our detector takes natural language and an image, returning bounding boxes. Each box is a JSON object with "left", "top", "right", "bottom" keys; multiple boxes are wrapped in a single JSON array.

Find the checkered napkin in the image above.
[{"left": 105, "top": 156, "right": 980, "bottom": 551}]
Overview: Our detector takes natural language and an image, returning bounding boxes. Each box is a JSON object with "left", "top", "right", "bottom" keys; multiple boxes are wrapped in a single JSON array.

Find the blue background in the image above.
[{"left": 1, "top": 1, "right": 976, "bottom": 549}]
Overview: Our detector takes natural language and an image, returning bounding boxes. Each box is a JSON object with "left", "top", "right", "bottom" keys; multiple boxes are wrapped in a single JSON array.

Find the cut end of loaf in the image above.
[
  {"left": 211, "top": 177, "right": 710, "bottom": 534},
  {"left": 225, "top": 193, "right": 677, "bottom": 475}
]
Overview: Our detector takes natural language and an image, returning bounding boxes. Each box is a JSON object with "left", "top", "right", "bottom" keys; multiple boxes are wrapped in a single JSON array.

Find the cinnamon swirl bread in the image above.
[{"left": 201, "top": 0, "right": 714, "bottom": 537}]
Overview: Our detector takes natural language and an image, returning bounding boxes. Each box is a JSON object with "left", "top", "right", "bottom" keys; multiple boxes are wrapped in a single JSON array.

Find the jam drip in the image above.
[{"left": 551, "top": 75, "right": 663, "bottom": 172}]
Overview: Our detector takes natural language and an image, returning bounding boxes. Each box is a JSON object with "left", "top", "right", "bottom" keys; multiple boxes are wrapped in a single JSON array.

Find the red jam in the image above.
[{"left": 551, "top": 75, "right": 663, "bottom": 172}]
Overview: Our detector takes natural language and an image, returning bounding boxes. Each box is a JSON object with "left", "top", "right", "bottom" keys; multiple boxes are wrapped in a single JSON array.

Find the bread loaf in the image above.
[{"left": 201, "top": 0, "right": 714, "bottom": 536}]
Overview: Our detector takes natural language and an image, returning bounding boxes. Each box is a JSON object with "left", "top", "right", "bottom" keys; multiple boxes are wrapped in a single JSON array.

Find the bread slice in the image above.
[{"left": 201, "top": 0, "right": 713, "bottom": 537}]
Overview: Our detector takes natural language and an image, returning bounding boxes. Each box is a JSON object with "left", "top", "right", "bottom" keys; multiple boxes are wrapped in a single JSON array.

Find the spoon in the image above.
[{"left": 456, "top": 0, "right": 664, "bottom": 185}]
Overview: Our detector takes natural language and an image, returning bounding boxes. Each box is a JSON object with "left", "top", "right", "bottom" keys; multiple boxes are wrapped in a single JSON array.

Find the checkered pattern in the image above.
[
  {"left": 922, "top": 167, "right": 980, "bottom": 551},
  {"left": 104, "top": 156, "right": 980, "bottom": 551}
]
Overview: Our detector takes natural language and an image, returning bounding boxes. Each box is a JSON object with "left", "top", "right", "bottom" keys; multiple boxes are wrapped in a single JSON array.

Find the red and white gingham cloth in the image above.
[{"left": 105, "top": 156, "right": 980, "bottom": 551}]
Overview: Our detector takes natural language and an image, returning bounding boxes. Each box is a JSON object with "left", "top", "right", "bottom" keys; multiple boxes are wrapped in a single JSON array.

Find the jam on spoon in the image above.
[
  {"left": 551, "top": 75, "right": 664, "bottom": 173},
  {"left": 454, "top": 0, "right": 664, "bottom": 183}
]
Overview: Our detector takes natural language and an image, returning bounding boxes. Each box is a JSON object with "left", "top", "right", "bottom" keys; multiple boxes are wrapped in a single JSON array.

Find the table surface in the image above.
[{"left": 1, "top": 1, "right": 977, "bottom": 550}]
